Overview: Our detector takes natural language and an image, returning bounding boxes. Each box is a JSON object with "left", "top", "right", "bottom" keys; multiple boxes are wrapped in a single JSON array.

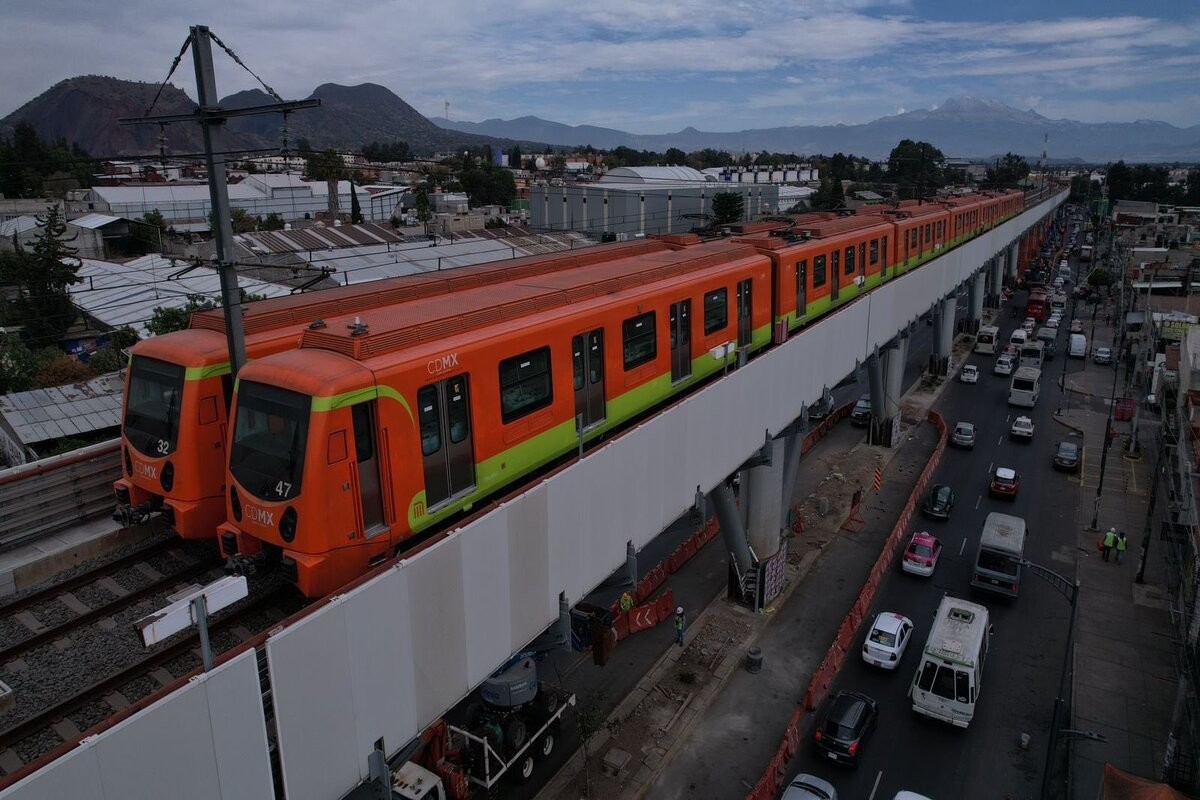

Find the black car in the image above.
[
  {"left": 849, "top": 395, "right": 872, "bottom": 427},
  {"left": 922, "top": 484, "right": 955, "bottom": 519},
  {"left": 813, "top": 690, "right": 878, "bottom": 766},
  {"left": 1053, "top": 441, "right": 1081, "bottom": 473}
]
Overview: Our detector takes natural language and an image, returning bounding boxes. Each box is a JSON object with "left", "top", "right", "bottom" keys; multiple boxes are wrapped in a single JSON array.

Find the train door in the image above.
[
  {"left": 795, "top": 259, "right": 807, "bottom": 321},
  {"left": 830, "top": 250, "right": 840, "bottom": 302},
  {"left": 573, "top": 329, "right": 606, "bottom": 430},
  {"left": 858, "top": 242, "right": 866, "bottom": 281},
  {"left": 351, "top": 402, "right": 386, "bottom": 536},
  {"left": 736, "top": 279, "right": 752, "bottom": 348},
  {"left": 669, "top": 300, "right": 692, "bottom": 382},
  {"left": 417, "top": 375, "right": 476, "bottom": 509}
]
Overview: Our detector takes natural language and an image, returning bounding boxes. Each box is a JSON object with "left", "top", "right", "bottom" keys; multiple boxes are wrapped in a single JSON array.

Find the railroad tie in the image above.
[
  {"left": 149, "top": 668, "right": 176, "bottom": 688},
  {"left": 133, "top": 563, "right": 164, "bottom": 581},
  {"left": 12, "top": 611, "right": 45, "bottom": 635},
  {"left": 58, "top": 592, "right": 91, "bottom": 616},
  {"left": 105, "top": 691, "right": 130, "bottom": 711},
  {"left": 50, "top": 719, "right": 81, "bottom": 742},
  {"left": 0, "top": 748, "right": 25, "bottom": 773},
  {"left": 96, "top": 577, "right": 129, "bottom": 598}
]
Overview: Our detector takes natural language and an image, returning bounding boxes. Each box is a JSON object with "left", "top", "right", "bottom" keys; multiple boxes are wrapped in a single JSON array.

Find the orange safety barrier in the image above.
[
  {"left": 613, "top": 611, "right": 631, "bottom": 641},
  {"left": 627, "top": 600, "right": 660, "bottom": 634},
  {"left": 654, "top": 590, "right": 676, "bottom": 622}
]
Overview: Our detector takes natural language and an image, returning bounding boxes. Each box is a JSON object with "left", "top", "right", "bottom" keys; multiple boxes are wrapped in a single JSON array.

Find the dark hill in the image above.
[{"left": 2, "top": 77, "right": 535, "bottom": 157}]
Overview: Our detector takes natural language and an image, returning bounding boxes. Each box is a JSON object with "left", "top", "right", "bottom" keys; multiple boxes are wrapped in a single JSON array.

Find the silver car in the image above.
[
  {"left": 782, "top": 774, "right": 838, "bottom": 800},
  {"left": 951, "top": 421, "right": 976, "bottom": 449}
]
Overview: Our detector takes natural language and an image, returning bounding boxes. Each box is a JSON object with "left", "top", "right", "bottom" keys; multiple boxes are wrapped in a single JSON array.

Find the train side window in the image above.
[
  {"left": 844, "top": 245, "right": 855, "bottom": 275},
  {"left": 813, "top": 255, "right": 827, "bottom": 287},
  {"left": 327, "top": 430, "right": 348, "bottom": 464},
  {"left": 622, "top": 312, "right": 657, "bottom": 370},
  {"left": 881, "top": 236, "right": 887, "bottom": 263},
  {"left": 418, "top": 385, "right": 441, "bottom": 455},
  {"left": 869, "top": 239, "right": 879, "bottom": 265},
  {"left": 499, "top": 347, "right": 553, "bottom": 424},
  {"left": 703, "top": 288, "right": 728, "bottom": 334},
  {"left": 924, "top": 223, "right": 931, "bottom": 243},
  {"left": 352, "top": 403, "right": 374, "bottom": 463},
  {"left": 910, "top": 229, "right": 918, "bottom": 248},
  {"left": 447, "top": 376, "right": 470, "bottom": 444}
]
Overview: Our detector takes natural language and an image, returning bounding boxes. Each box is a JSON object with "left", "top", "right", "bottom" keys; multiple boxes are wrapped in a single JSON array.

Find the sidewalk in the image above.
[
  {"left": 1054, "top": 317, "right": 1177, "bottom": 799},
  {"left": 537, "top": 328, "right": 976, "bottom": 800}
]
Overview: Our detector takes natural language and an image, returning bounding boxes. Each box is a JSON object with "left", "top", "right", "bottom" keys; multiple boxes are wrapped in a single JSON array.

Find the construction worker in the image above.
[
  {"left": 1102, "top": 527, "right": 1117, "bottom": 562},
  {"left": 674, "top": 606, "right": 685, "bottom": 647},
  {"left": 619, "top": 592, "right": 634, "bottom": 614},
  {"left": 1116, "top": 531, "right": 1128, "bottom": 565}
]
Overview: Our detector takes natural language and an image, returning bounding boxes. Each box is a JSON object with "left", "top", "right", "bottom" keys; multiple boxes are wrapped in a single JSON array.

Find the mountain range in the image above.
[
  {"left": 436, "top": 96, "right": 1200, "bottom": 162},
  {"left": 2, "top": 77, "right": 1197, "bottom": 163}
]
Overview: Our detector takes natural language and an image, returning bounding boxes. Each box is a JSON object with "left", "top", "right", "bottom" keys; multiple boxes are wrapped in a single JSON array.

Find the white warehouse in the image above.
[
  {"left": 83, "top": 174, "right": 395, "bottom": 231},
  {"left": 531, "top": 167, "right": 780, "bottom": 238}
]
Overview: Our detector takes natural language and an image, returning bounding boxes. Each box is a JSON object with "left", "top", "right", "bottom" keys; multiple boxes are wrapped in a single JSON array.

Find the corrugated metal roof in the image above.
[
  {"left": 603, "top": 166, "right": 708, "bottom": 184},
  {"left": 0, "top": 216, "right": 40, "bottom": 237},
  {"left": 71, "top": 213, "right": 123, "bottom": 229},
  {"left": 67, "top": 254, "right": 294, "bottom": 338},
  {"left": 0, "top": 372, "right": 124, "bottom": 447}
]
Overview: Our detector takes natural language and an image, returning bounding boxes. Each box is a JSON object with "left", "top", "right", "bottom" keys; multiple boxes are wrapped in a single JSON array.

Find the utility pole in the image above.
[{"left": 121, "top": 25, "right": 318, "bottom": 376}]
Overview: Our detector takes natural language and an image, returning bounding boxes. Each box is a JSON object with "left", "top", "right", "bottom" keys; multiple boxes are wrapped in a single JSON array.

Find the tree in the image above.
[
  {"left": 146, "top": 294, "right": 218, "bottom": 336},
  {"left": 414, "top": 186, "right": 432, "bottom": 231},
  {"left": 664, "top": 147, "right": 687, "bottom": 166},
  {"left": 262, "top": 212, "right": 285, "bottom": 231},
  {"left": 10, "top": 205, "right": 81, "bottom": 348},
  {"left": 1105, "top": 161, "right": 1133, "bottom": 203},
  {"left": 886, "top": 140, "right": 945, "bottom": 200},
  {"left": 304, "top": 148, "right": 345, "bottom": 181},
  {"left": 87, "top": 327, "right": 138, "bottom": 374},
  {"left": 0, "top": 336, "right": 36, "bottom": 394},
  {"left": 986, "top": 153, "right": 1031, "bottom": 189},
  {"left": 507, "top": 145, "right": 523, "bottom": 169},
  {"left": 131, "top": 209, "right": 169, "bottom": 254},
  {"left": 31, "top": 352, "right": 93, "bottom": 389},
  {"left": 459, "top": 163, "right": 517, "bottom": 207},
  {"left": 712, "top": 191, "right": 745, "bottom": 225},
  {"left": 350, "top": 184, "right": 363, "bottom": 224}
]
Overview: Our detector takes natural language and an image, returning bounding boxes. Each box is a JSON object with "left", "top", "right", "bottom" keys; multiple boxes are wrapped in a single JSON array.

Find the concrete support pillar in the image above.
[
  {"left": 882, "top": 333, "right": 908, "bottom": 419},
  {"left": 710, "top": 482, "right": 753, "bottom": 575},
  {"left": 779, "top": 426, "right": 806, "bottom": 524},
  {"left": 1006, "top": 241, "right": 1019, "bottom": 283},
  {"left": 930, "top": 296, "right": 956, "bottom": 376},
  {"left": 968, "top": 271, "right": 985, "bottom": 333},
  {"left": 744, "top": 436, "right": 786, "bottom": 560},
  {"left": 990, "top": 256, "right": 1004, "bottom": 307},
  {"left": 866, "top": 351, "right": 885, "bottom": 445}
]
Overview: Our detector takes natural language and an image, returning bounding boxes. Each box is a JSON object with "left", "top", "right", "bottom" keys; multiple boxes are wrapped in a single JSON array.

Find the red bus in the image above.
[{"left": 1026, "top": 290, "right": 1048, "bottom": 322}]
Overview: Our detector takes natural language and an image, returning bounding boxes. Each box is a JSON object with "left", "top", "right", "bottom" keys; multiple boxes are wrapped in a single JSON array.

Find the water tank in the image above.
[{"left": 535, "top": 156, "right": 547, "bottom": 170}]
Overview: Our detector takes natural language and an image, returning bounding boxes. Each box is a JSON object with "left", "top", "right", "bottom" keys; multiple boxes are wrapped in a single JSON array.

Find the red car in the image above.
[
  {"left": 902, "top": 531, "right": 942, "bottom": 577},
  {"left": 989, "top": 467, "right": 1020, "bottom": 499}
]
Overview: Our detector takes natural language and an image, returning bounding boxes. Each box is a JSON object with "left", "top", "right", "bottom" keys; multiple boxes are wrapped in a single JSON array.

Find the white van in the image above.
[
  {"left": 910, "top": 596, "right": 991, "bottom": 728},
  {"left": 1009, "top": 329, "right": 1027, "bottom": 347},
  {"left": 1068, "top": 333, "right": 1087, "bottom": 358}
]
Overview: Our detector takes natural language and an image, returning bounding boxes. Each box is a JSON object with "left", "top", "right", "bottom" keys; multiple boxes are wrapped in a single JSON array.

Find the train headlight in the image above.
[
  {"left": 123, "top": 447, "right": 132, "bottom": 476},
  {"left": 231, "top": 486, "right": 242, "bottom": 522},
  {"left": 280, "top": 507, "right": 298, "bottom": 543},
  {"left": 161, "top": 461, "right": 174, "bottom": 492}
]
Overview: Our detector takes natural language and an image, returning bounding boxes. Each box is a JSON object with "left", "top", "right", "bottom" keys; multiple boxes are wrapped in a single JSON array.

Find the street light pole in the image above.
[
  {"left": 1089, "top": 351, "right": 1123, "bottom": 530},
  {"left": 1023, "top": 560, "right": 1080, "bottom": 800}
]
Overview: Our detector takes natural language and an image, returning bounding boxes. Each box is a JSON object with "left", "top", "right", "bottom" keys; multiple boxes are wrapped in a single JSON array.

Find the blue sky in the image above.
[{"left": 2, "top": 1, "right": 1198, "bottom": 132}]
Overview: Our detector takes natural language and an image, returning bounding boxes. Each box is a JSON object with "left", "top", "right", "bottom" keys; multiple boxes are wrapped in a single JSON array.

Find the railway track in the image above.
[{"left": 0, "top": 584, "right": 301, "bottom": 774}]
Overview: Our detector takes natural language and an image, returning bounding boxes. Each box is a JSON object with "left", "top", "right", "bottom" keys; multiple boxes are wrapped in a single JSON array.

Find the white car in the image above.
[
  {"left": 960, "top": 364, "right": 979, "bottom": 384},
  {"left": 861, "top": 612, "right": 914, "bottom": 670},
  {"left": 1021, "top": 317, "right": 1036, "bottom": 334},
  {"left": 1011, "top": 415, "right": 1035, "bottom": 440},
  {"left": 782, "top": 774, "right": 838, "bottom": 800},
  {"left": 1045, "top": 317, "right": 1060, "bottom": 329},
  {"left": 994, "top": 355, "right": 1015, "bottom": 376}
]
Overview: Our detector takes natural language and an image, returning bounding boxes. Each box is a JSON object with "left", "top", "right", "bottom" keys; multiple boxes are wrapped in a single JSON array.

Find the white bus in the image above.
[
  {"left": 910, "top": 596, "right": 991, "bottom": 728},
  {"left": 1018, "top": 340, "right": 1044, "bottom": 371},
  {"left": 970, "top": 512, "right": 1027, "bottom": 597},
  {"left": 1008, "top": 366, "right": 1040, "bottom": 407},
  {"left": 974, "top": 325, "right": 999, "bottom": 355}
]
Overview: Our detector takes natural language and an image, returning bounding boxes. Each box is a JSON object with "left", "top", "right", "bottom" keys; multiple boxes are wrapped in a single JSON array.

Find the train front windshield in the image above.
[
  {"left": 230, "top": 381, "right": 310, "bottom": 502},
  {"left": 124, "top": 356, "right": 184, "bottom": 457}
]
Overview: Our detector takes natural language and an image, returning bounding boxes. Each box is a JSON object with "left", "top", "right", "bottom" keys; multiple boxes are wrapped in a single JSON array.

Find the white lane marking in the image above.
[
  {"left": 987, "top": 461, "right": 993, "bottom": 473},
  {"left": 997, "top": 435, "right": 1004, "bottom": 446},
  {"left": 868, "top": 770, "right": 884, "bottom": 800},
  {"left": 974, "top": 495, "right": 981, "bottom": 510},
  {"left": 960, "top": 537, "right": 968, "bottom": 556}
]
